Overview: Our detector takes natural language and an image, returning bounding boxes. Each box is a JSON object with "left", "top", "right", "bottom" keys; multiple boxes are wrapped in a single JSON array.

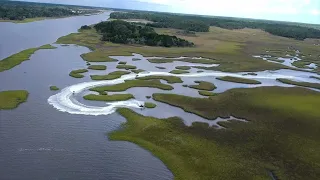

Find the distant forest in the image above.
[
  {"left": 94, "top": 20, "right": 194, "bottom": 47},
  {"left": 110, "top": 12, "right": 320, "bottom": 40},
  {"left": 0, "top": 1, "right": 99, "bottom": 21}
]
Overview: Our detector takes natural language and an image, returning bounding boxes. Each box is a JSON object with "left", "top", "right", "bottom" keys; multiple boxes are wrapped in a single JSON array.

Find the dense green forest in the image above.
[
  {"left": 110, "top": 12, "right": 320, "bottom": 40},
  {"left": 0, "top": 1, "right": 100, "bottom": 21},
  {"left": 110, "top": 12, "right": 209, "bottom": 32},
  {"left": 94, "top": 20, "right": 194, "bottom": 47}
]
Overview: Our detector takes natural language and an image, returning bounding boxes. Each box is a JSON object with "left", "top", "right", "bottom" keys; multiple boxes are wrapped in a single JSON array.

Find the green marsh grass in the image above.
[
  {"left": 198, "top": 91, "right": 216, "bottom": 96},
  {"left": 0, "top": 90, "right": 29, "bottom": 109},
  {"left": 189, "top": 81, "right": 216, "bottom": 91},
  {"left": 277, "top": 78, "right": 320, "bottom": 90},
  {"left": 90, "top": 79, "right": 173, "bottom": 93},
  {"left": 110, "top": 86, "right": 320, "bottom": 179},
  {"left": 69, "top": 69, "right": 88, "bottom": 78},
  {"left": 84, "top": 94, "right": 134, "bottom": 101},
  {"left": 144, "top": 102, "right": 157, "bottom": 108},
  {"left": 90, "top": 71, "right": 130, "bottom": 80},
  {"left": 88, "top": 65, "right": 107, "bottom": 70},
  {"left": 50, "top": 86, "right": 59, "bottom": 91},
  {"left": 137, "top": 75, "right": 183, "bottom": 84},
  {"left": 0, "top": 44, "right": 57, "bottom": 72},
  {"left": 169, "top": 70, "right": 189, "bottom": 74}
]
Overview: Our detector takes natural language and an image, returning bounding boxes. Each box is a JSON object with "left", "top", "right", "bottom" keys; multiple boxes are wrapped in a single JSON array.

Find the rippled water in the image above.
[
  {"left": 0, "top": 45, "right": 172, "bottom": 179},
  {"left": 0, "top": 12, "right": 110, "bottom": 60}
]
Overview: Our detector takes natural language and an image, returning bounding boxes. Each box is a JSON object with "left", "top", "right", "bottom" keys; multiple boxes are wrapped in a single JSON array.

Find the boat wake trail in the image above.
[{"left": 48, "top": 71, "right": 307, "bottom": 116}]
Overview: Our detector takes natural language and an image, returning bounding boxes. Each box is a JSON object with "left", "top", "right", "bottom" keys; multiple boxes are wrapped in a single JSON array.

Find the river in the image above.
[{"left": 0, "top": 13, "right": 173, "bottom": 180}]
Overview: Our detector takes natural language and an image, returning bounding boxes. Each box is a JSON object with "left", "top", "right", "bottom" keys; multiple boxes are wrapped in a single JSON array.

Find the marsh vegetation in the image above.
[{"left": 0, "top": 90, "right": 28, "bottom": 109}]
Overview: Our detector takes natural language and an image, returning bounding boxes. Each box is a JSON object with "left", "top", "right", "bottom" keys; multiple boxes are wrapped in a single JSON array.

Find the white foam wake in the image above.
[{"left": 48, "top": 71, "right": 305, "bottom": 116}]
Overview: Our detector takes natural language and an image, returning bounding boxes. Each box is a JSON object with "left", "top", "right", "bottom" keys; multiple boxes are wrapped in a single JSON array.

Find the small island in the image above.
[
  {"left": 0, "top": 90, "right": 29, "bottom": 109},
  {"left": 50, "top": 86, "right": 59, "bottom": 91}
]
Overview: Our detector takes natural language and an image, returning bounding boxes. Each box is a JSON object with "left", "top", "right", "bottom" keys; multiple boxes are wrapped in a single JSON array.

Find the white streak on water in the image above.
[{"left": 48, "top": 71, "right": 308, "bottom": 116}]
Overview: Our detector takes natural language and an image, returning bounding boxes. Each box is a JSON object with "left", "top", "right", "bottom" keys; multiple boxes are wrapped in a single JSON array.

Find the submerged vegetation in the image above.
[
  {"left": 94, "top": 20, "right": 194, "bottom": 47},
  {"left": 189, "top": 81, "right": 217, "bottom": 91},
  {"left": 90, "top": 79, "right": 173, "bottom": 93},
  {"left": 0, "top": 90, "right": 29, "bottom": 109},
  {"left": 69, "top": 69, "right": 88, "bottom": 78},
  {"left": 277, "top": 78, "right": 320, "bottom": 90},
  {"left": 84, "top": 94, "right": 134, "bottom": 102},
  {"left": 217, "top": 76, "right": 262, "bottom": 84},
  {"left": 137, "top": 75, "right": 183, "bottom": 84},
  {"left": 0, "top": 44, "right": 56, "bottom": 72}
]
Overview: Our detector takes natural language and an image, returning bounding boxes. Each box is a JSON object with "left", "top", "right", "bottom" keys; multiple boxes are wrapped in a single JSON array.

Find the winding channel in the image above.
[{"left": 48, "top": 70, "right": 316, "bottom": 116}]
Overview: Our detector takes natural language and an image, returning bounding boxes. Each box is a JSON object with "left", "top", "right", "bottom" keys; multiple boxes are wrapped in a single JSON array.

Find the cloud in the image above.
[
  {"left": 137, "top": 0, "right": 305, "bottom": 15},
  {"left": 311, "top": 9, "right": 320, "bottom": 15}
]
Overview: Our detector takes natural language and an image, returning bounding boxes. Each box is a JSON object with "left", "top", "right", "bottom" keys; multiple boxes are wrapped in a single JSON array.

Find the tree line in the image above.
[
  {"left": 110, "top": 12, "right": 320, "bottom": 40},
  {"left": 110, "top": 12, "right": 209, "bottom": 32},
  {"left": 0, "top": 1, "right": 99, "bottom": 21},
  {"left": 93, "top": 20, "right": 194, "bottom": 47}
]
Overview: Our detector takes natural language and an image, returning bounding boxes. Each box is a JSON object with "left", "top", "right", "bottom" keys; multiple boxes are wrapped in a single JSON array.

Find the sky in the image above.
[{"left": 20, "top": 0, "right": 320, "bottom": 24}]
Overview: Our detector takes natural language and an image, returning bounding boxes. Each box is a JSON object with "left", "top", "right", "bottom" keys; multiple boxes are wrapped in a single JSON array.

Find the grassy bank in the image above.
[
  {"left": 217, "top": 76, "right": 262, "bottom": 84},
  {"left": 110, "top": 87, "right": 320, "bottom": 179},
  {"left": 81, "top": 51, "right": 118, "bottom": 62},
  {"left": 137, "top": 75, "right": 183, "bottom": 84},
  {"left": 0, "top": 44, "right": 56, "bottom": 72},
  {"left": 90, "top": 71, "right": 130, "bottom": 80},
  {"left": 90, "top": 79, "right": 173, "bottom": 93},
  {"left": 69, "top": 69, "right": 88, "bottom": 78},
  {"left": 0, "top": 90, "right": 29, "bottom": 109},
  {"left": 198, "top": 90, "right": 216, "bottom": 96},
  {"left": 189, "top": 81, "right": 216, "bottom": 91},
  {"left": 277, "top": 78, "right": 320, "bottom": 90},
  {"left": 88, "top": 65, "right": 107, "bottom": 70},
  {"left": 84, "top": 94, "right": 134, "bottom": 101}
]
